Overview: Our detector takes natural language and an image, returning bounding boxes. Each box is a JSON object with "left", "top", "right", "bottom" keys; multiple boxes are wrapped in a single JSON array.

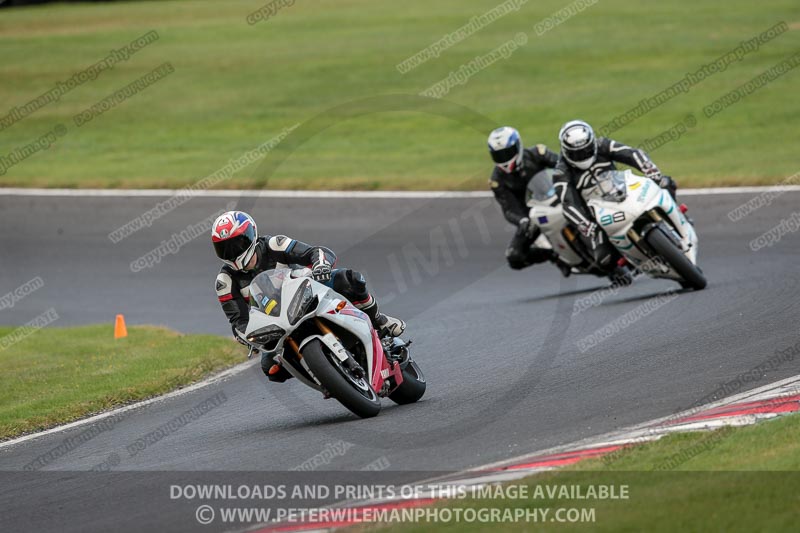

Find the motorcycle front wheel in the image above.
[
  {"left": 645, "top": 227, "right": 707, "bottom": 291},
  {"left": 301, "top": 339, "right": 381, "bottom": 418}
]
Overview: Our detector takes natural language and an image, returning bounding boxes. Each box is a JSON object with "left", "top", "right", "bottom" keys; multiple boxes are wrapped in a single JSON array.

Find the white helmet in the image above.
[
  {"left": 487, "top": 126, "right": 523, "bottom": 173},
  {"left": 559, "top": 120, "right": 597, "bottom": 170}
]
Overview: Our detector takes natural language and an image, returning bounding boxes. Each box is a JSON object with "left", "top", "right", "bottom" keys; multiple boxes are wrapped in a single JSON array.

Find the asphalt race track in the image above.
[{"left": 1, "top": 190, "right": 799, "bottom": 532}]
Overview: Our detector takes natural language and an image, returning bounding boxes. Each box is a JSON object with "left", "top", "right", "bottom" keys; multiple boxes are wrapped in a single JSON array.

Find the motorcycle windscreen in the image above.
[
  {"left": 490, "top": 140, "right": 520, "bottom": 164},
  {"left": 595, "top": 170, "right": 627, "bottom": 201},
  {"left": 526, "top": 168, "right": 558, "bottom": 204},
  {"left": 249, "top": 269, "right": 290, "bottom": 317}
]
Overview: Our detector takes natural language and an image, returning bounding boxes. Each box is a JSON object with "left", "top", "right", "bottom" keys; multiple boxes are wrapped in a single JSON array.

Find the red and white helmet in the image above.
[{"left": 211, "top": 211, "right": 258, "bottom": 270}]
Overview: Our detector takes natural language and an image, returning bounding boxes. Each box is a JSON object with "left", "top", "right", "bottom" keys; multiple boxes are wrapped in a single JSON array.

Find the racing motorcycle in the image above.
[
  {"left": 244, "top": 268, "right": 426, "bottom": 418},
  {"left": 526, "top": 168, "right": 628, "bottom": 282},
  {"left": 583, "top": 169, "right": 706, "bottom": 290}
]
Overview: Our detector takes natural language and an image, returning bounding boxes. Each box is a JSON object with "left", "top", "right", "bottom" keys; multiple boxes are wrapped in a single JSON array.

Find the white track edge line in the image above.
[
  {"left": 0, "top": 358, "right": 258, "bottom": 450},
  {"left": 2, "top": 353, "right": 797, "bottom": 465},
  {"left": 2, "top": 186, "right": 800, "bottom": 198},
  {"left": 0, "top": 188, "right": 489, "bottom": 198}
]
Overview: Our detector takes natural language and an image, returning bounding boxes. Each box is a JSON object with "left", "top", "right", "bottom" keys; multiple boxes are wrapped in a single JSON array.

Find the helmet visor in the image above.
[
  {"left": 490, "top": 140, "right": 521, "bottom": 164},
  {"left": 565, "top": 144, "right": 596, "bottom": 165},
  {"left": 213, "top": 224, "right": 256, "bottom": 263}
]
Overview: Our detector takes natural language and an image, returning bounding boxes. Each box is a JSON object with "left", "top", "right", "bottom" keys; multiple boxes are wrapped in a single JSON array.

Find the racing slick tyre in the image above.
[
  {"left": 645, "top": 227, "right": 707, "bottom": 291},
  {"left": 389, "top": 359, "right": 426, "bottom": 405},
  {"left": 301, "top": 339, "right": 381, "bottom": 418}
]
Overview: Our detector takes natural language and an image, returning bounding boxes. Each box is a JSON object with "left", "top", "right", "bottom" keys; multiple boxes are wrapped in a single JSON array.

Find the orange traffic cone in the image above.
[{"left": 114, "top": 314, "right": 128, "bottom": 339}]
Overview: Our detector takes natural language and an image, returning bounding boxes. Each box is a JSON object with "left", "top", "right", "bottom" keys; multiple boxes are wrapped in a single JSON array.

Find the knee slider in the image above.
[{"left": 260, "top": 351, "right": 273, "bottom": 376}]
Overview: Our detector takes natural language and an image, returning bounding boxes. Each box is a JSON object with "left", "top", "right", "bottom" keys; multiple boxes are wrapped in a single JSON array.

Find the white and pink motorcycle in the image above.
[{"left": 244, "top": 268, "right": 425, "bottom": 418}]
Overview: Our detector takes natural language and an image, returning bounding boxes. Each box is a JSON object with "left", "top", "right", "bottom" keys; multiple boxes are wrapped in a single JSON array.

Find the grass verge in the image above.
[
  {"left": 0, "top": 324, "right": 241, "bottom": 440},
  {"left": 384, "top": 414, "right": 800, "bottom": 532},
  {"left": 0, "top": 0, "right": 799, "bottom": 189}
]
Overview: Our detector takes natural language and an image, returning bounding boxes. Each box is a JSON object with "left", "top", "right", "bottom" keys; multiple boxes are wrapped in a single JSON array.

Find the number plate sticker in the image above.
[{"left": 324, "top": 333, "right": 350, "bottom": 362}]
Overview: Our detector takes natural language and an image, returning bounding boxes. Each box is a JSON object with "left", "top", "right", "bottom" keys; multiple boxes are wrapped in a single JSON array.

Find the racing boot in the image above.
[
  {"left": 356, "top": 295, "right": 406, "bottom": 337},
  {"left": 609, "top": 258, "right": 634, "bottom": 286},
  {"left": 548, "top": 251, "right": 572, "bottom": 278}
]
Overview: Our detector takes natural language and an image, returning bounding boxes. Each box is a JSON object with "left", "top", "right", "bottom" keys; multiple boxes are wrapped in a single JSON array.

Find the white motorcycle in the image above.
[
  {"left": 584, "top": 169, "right": 706, "bottom": 290},
  {"left": 527, "top": 169, "right": 621, "bottom": 279},
  {"left": 244, "top": 268, "right": 426, "bottom": 418}
]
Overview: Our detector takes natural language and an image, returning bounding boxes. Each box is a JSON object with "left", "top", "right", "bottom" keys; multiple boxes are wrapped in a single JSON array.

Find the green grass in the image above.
[
  {"left": 384, "top": 414, "right": 800, "bottom": 532},
  {"left": 0, "top": 324, "right": 241, "bottom": 440},
  {"left": 0, "top": 0, "right": 798, "bottom": 189}
]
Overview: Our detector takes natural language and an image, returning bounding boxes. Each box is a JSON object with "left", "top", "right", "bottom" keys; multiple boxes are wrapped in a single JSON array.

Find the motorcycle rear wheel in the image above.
[{"left": 389, "top": 359, "right": 426, "bottom": 405}]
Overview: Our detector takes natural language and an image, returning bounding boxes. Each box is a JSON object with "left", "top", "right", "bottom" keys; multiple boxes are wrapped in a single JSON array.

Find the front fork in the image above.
[
  {"left": 314, "top": 319, "right": 365, "bottom": 379},
  {"left": 645, "top": 209, "right": 688, "bottom": 251},
  {"left": 287, "top": 319, "right": 403, "bottom": 397},
  {"left": 273, "top": 320, "right": 364, "bottom": 393},
  {"left": 624, "top": 209, "right": 686, "bottom": 272}
]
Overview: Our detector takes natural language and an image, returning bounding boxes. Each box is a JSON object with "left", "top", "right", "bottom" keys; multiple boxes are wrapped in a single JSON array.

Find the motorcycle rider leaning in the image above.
[
  {"left": 487, "top": 126, "right": 569, "bottom": 275},
  {"left": 211, "top": 210, "right": 405, "bottom": 382},
  {"left": 553, "top": 119, "right": 679, "bottom": 271}
]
